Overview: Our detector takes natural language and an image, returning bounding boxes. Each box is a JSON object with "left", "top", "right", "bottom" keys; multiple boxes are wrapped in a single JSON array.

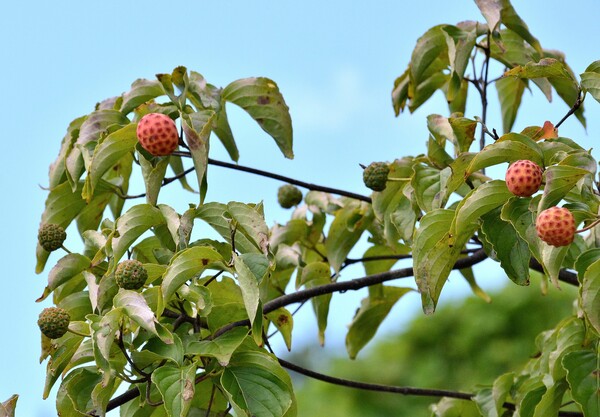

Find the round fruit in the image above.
[
  {"left": 505, "top": 160, "right": 543, "bottom": 197},
  {"left": 38, "top": 307, "right": 70, "bottom": 339},
  {"left": 535, "top": 207, "right": 576, "bottom": 247},
  {"left": 277, "top": 184, "right": 303, "bottom": 209},
  {"left": 136, "top": 113, "right": 179, "bottom": 156},
  {"left": 363, "top": 162, "right": 390, "bottom": 192},
  {"left": 115, "top": 259, "right": 148, "bottom": 290},
  {"left": 38, "top": 223, "right": 67, "bottom": 252}
]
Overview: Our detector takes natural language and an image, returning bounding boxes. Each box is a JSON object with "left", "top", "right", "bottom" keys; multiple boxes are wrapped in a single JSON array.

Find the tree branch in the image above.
[
  {"left": 555, "top": 90, "right": 583, "bottom": 129},
  {"left": 278, "top": 357, "right": 583, "bottom": 417},
  {"left": 205, "top": 157, "right": 372, "bottom": 202}
]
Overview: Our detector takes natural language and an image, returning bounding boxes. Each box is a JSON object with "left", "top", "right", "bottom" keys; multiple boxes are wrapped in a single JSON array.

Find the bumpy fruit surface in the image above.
[
  {"left": 38, "top": 307, "right": 70, "bottom": 339},
  {"left": 115, "top": 259, "right": 148, "bottom": 290},
  {"left": 505, "top": 160, "right": 543, "bottom": 197},
  {"left": 277, "top": 184, "right": 303, "bottom": 209},
  {"left": 136, "top": 113, "right": 179, "bottom": 156},
  {"left": 536, "top": 207, "right": 576, "bottom": 247},
  {"left": 363, "top": 162, "right": 390, "bottom": 192},
  {"left": 38, "top": 223, "right": 67, "bottom": 252}
]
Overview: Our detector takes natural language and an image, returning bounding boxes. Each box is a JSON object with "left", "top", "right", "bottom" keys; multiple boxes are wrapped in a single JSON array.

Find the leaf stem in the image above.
[{"left": 554, "top": 90, "right": 583, "bottom": 129}]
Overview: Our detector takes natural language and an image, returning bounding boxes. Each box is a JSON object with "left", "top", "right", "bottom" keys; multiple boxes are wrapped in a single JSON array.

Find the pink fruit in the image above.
[
  {"left": 536, "top": 207, "right": 575, "bottom": 247},
  {"left": 505, "top": 160, "right": 543, "bottom": 197},
  {"left": 136, "top": 113, "right": 179, "bottom": 156}
]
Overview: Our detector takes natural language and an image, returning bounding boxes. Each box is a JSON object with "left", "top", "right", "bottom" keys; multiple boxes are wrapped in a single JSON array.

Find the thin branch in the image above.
[
  {"left": 479, "top": 31, "right": 492, "bottom": 154},
  {"left": 206, "top": 157, "right": 372, "bottom": 203},
  {"left": 213, "top": 249, "right": 489, "bottom": 338},
  {"left": 341, "top": 248, "right": 482, "bottom": 270},
  {"left": 278, "top": 357, "right": 583, "bottom": 417},
  {"left": 279, "top": 357, "right": 472, "bottom": 399},
  {"left": 555, "top": 90, "right": 583, "bottom": 129},
  {"left": 123, "top": 166, "right": 196, "bottom": 199}
]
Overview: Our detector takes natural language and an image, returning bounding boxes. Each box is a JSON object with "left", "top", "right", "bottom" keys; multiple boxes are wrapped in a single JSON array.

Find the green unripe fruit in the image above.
[
  {"left": 115, "top": 259, "right": 148, "bottom": 290},
  {"left": 38, "top": 223, "right": 67, "bottom": 252},
  {"left": 38, "top": 307, "right": 70, "bottom": 339},
  {"left": 363, "top": 162, "right": 390, "bottom": 191},
  {"left": 277, "top": 184, "right": 303, "bottom": 209}
]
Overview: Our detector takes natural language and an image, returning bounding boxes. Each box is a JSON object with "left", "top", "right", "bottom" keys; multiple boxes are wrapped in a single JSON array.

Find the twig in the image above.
[{"left": 555, "top": 90, "right": 583, "bottom": 129}]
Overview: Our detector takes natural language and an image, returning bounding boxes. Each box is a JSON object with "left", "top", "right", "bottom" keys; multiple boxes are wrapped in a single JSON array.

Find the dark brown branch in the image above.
[
  {"left": 278, "top": 358, "right": 583, "bottom": 416},
  {"left": 213, "top": 249, "right": 489, "bottom": 338},
  {"left": 279, "top": 357, "right": 472, "bottom": 399},
  {"left": 555, "top": 90, "right": 583, "bottom": 129},
  {"left": 205, "top": 157, "right": 372, "bottom": 203},
  {"left": 479, "top": 31, "right": 492, "bottom": 153}
]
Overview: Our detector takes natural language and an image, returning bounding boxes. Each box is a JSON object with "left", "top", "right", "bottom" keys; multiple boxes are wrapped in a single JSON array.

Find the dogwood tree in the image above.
[{"left": 12, "top": 0, "right": 600, "bottom": 416}]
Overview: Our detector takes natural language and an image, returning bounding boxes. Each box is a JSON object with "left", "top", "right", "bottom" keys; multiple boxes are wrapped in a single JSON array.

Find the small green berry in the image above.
[
  {"left": 277, "top": 184, "right": 303, "bottom": 209},
  {"left": 363, "top": 162, "right": 390, "bottom": 191},
  {"left": 38, "top": 307, "right": 70, "bottom": 339},
  {"left": 115, "top": 260, "right": 148, "bottom": 290},
  {"left": 38, "top": 224, "right": 67, "bottom": 252}
]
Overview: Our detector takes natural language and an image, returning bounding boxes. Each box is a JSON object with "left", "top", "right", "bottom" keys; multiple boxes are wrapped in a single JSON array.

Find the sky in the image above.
[{"left": 1, "top": 1, "right": 599, "bottom": 415}]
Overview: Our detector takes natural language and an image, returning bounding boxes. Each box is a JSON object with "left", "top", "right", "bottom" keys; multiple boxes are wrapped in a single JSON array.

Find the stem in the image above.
[
  {"left": 479, "top": 31, "right": 492, "bottom": 154},
  {"left": 575, "top": 217, "right": 600, "bottom": 234},
  {"left": 555, "top": 90, "right": 583, "bottom": 129}
]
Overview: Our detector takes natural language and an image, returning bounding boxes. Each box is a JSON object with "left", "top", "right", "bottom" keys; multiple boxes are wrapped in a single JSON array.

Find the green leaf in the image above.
[
  {"left": 234, "top": 253, "right": 269, "bottom": 325},
  {"left": 181, "top": 110, "right": 215, "bottom": 204},
  {"left": 0, "top": 395, "right": 18, "bottom": 417},
  {"left": 466, "top": 133, "right": 544, "bottom": 175},
  {"left": 266, "top": 308, "right": 294, "bottom": 351},
  {"left": 121, "top": 78, "right": 166, "bottom": 114},
  {"left": 412, "top": 209, "right": 455, "bottom": 314},
  {"left": 213, "top": 103, "right": 240, "bottom": 162},
  {"left": 298, "top": 262, "right": 332, "bottom": 345},
  {"left": 500, "top": 1, "right": 542, "bottom": 54},
  {"left": 221, "top": 350, "right": 293, "bottom": 417},
  {"left": 36, "top": 181, "right": 87, "bottom": 273},
  {"left": 82, "top": 123, "right": 138, "bottom": 201},
  {"left": 475, "top": 372, "right": 514, "bottom": 417},
  {"left": 345, "top": 286, "right": 413, "bottom": 359},
  {"left": 49, "top": 115, "right": 86, "bottom": 188},
  {"left": 392, "top": 68, "right": 410, "bottom": 116},
  {"left": 114, "top": 290, "right": 173, "bottom": 344},
  {"left": 110, "top": 204, "right": 166, "bottom": 266},
  {"left": 431, "top": 397, "right": 482, "bottom": 417},
  {"left": 481, "top": 207, "right": 530, "bottom": 285},
  {"left": 496, "top": 75, "right": 526, "bottom": 133},
  {"left": 325, "top": 200, "right": 373, "bottom": 272},
  {"left": 186, "top": 327, "right": 248, "bottom": 366},
  {"left": 532, "top": 378, "right": 569, "bottom": 417},
  {"left": 443, "top": 25, "right": 477, "bottom": 102},
  {"left": 562, "top": 350, "right": 600, "bottom": 417},
  {"left": 372, "top": 158, "right": 418, "bottom": 247},
  {"left": 412, "top": 164, "right": 448, "bottom": 212},
  {"left": 131, "top": 333, "right": 184, "bottom": 368},
  {"left": 410, "top": 26, "right": 448, "bottom": 87},
  {"left": 196, "top": 202, "right": 258, "bottom": 254},
  {"left": 161, "top": 245, "right": 228, "bottom": 305},
  {"left": 581, "top": 60, "right": 600, "bottom": 103},
  {"left": 505, "top": 58, "right": 576, "bottom": 80},
  {"left": 43, "top": 332, "right": 85, "bottom": 399},
  {"left": 222, "top": 77, "right": 293, "bottom": 159},
  {"left": 152, "top": 363, "right": 197, "bottom": 417},
  {"left": 42, "top": 253, "right": 91, "bottom": 299},
  {"left": 538, "top": 165, "right": 591, "bottom": 211},
  {"left": 227, "top": 201, "right": 270, "bottom": 255},
  {"left": 581, "top": 259, "right": 600, "bottom": 334},
  {"left": 56, "top": 367, "right": 107, "bottom": 416},
  {"left": 139, "top": 151, "right": 170, "bottom": 206}
]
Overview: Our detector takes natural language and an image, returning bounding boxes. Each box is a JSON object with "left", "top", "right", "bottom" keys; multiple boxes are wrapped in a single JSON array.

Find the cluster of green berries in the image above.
[
  {"left": 363, "top": 162, "right": 389, "bottom": 192},
  {"left": 38, "top": 223, "right": 66, "bottom": 252},
  {"left": 37, "top": 307, "right": 70, "bottom": 339},
  {"left": 115, "top": 259, "right": 148, "bottom": 290},
  {"left": 277, "top": 184, "right": 303, "bottom": 209}
]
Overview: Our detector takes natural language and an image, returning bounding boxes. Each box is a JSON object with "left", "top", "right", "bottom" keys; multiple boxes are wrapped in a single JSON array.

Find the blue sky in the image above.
[{"left": 1, "top": 1, "right": 599, "bottom": 415}]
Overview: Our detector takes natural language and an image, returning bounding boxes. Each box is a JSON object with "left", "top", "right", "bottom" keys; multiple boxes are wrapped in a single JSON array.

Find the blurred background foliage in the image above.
[{"left": 288, "top": 277, "right": 577, "bottom": 417}]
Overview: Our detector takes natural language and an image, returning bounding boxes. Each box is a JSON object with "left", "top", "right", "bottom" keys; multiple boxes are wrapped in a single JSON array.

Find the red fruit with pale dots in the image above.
[
  {"left": 535, "top": 207, "right": 576, "bottom": 247},
  {"left": 505, "top": 160, "right": 543, "bottom": 197},
  {"left": 136, "top": 113, "right": 179, "bottom": 156}
]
